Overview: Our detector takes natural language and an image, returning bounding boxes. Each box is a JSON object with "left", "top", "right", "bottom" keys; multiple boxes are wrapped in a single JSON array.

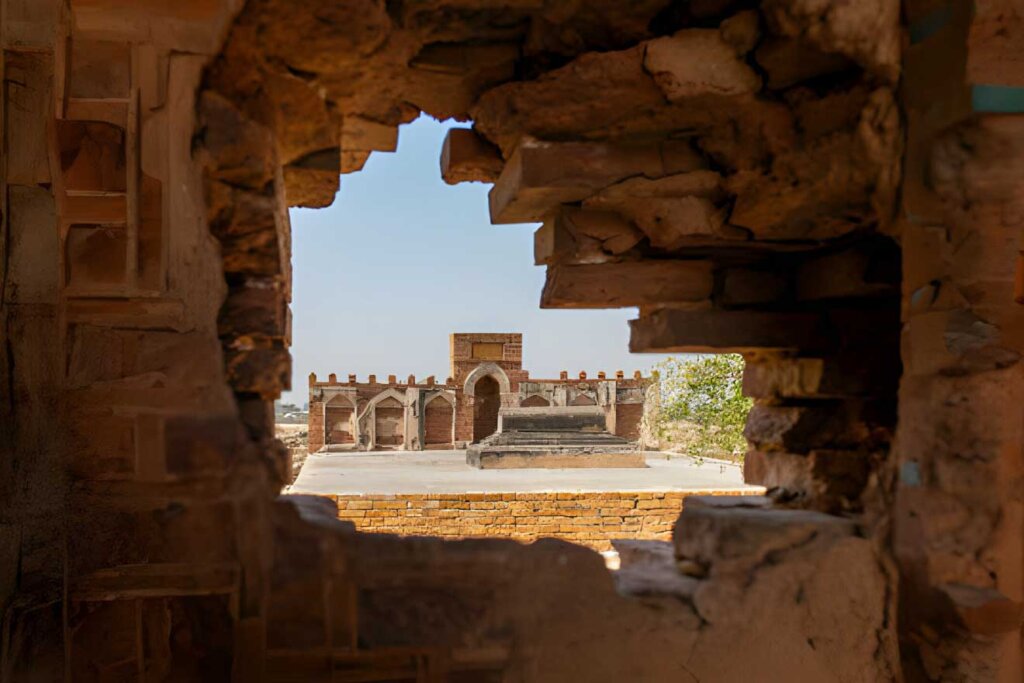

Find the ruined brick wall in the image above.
[
  {"left": 309, "top": 352, "right": 656, "bottom": 449},
  {"left": 334, "top": 491, "right": 745, "bottom": 551},
  {"left": 892, "top": 2, "right": 1024, "bottom": 677},
  {"left": 12, "top": 0, "right": 1022, "bottom": 679}
]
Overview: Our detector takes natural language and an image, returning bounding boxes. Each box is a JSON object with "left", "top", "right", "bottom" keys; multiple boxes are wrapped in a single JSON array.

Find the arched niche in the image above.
[{"left": 423, "top": 392, "right": 455, "bottom": 446}]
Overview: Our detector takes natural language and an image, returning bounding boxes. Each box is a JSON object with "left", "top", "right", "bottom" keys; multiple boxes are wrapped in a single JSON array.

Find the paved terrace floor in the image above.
[{"left": 289, "top": 450, "right": 760, "bottom": 495}]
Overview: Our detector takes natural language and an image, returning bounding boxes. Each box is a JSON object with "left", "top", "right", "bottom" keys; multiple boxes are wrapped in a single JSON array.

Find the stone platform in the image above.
[
  {"left": 289, "top": 450, "right": 751, "bottom": 495},
  {"left": 467, "top": 406, "right": 646, "bottom": 469},
  {"left": 288, "top": 450, "right": 759, "bottom": 550}
]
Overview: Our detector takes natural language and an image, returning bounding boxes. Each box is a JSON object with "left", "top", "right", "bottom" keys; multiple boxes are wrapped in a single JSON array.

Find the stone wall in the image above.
[
  {"left": 307, "top": 364, "right": 655, "bottom": 452},
  {"left": 334, "top": 491, "right": 748, "bottom": 551},
  {"left": 2, "top": 0, "right": 1020, "bottom": 680}
]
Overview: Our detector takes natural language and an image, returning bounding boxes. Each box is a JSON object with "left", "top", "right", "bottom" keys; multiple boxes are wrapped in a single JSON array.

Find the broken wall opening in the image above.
[
  {"left": 197, "top": 0, "right": 907, "bottom": 557},
  {"left": 6, "top": 0, "right": 1020, "bottom": 679}
]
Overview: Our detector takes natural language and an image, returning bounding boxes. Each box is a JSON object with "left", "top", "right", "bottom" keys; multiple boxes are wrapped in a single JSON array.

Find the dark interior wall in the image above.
[{"left": 473, "top": 376, "right": 501, "bottom": 442}]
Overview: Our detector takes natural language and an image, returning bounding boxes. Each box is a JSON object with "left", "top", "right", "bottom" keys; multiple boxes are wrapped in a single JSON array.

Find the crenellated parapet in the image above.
[{"left": 307, "top": 334, "right": 660, "bottom": 453}]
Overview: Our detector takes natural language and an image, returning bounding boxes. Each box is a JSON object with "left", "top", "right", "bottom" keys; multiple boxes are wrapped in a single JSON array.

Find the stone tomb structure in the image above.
[
  {"left": 467, "top": 408, "right": 646, "bottom": 469},
  {"left": 1, "top": 1, "right": 1023, "bottom": 681},
  {"left": 307, "top": 333, "right": 654, "bottom": 466}
]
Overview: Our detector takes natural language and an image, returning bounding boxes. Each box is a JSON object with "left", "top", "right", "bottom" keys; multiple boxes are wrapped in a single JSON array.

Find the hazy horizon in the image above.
[{"left": 281, "top": 116, "right": 678, "bottom": 405}]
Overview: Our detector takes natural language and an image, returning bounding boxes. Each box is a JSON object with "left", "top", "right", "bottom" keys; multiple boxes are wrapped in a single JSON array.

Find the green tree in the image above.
[{"left": 655, "top": 354, "right": 752, "bottom": 461}]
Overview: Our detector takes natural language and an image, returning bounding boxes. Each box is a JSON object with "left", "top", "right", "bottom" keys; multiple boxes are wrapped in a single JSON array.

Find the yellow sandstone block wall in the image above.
[{"left": 333, "top": 490, "right": 748, "bottom": 551}]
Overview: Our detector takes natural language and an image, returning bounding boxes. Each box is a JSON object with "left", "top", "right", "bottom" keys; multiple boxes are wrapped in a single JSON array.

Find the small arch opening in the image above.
[{"left": 472, "top": 375, "right": 501, "bottom": 442}]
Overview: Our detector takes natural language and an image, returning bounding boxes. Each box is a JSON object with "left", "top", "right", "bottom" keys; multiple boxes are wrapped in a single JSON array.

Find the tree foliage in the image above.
[{"left": 655, "top": 354, "right": 752, "bottom": 460}]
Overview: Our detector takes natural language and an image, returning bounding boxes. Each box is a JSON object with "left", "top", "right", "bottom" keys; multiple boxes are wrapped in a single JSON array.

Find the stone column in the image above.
[{"left": 894, "top": 2, "right": 1024, "bottom": 677}]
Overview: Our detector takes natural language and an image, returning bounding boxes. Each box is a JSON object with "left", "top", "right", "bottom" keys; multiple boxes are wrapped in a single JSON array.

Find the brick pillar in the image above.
[{"left": 894, "top": 2, "right": 1024, "bottom": 677}]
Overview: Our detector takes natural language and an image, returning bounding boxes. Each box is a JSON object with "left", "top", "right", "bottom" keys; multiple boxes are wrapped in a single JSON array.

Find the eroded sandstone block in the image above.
[
  {"left": 743, "top": 402, "right": 884, "bottom": 454},
  {"left": 489, "top": 138, "right": 701, "bottom": 223},
  {"left": 743, "top": 355, "right": 890, "bottom": 399},
  {"left": 743, "top": 449, "right": 875, "bottom": 511},
  {"left": 534, "top": 207, "right": 643, "bottom": 266},
  {"left": 726, "top": 89, "right": 900, "bottom": 240},
  {"left": 541, "top": 260, "right": 713, "bottom": 309},
  {"left": 472, "top": 44, "right": 665, "bottom": 155},
  {"left": 761, "top": 0, "right": 900, "bottom": 83},
  {"left": 630, "top": 308, "right": 832, "bottom": 353},
  {"left": 643, "top": 27, "right": 761, "bottom": 100},
  {"left": 582, "top": 170, "right": 728, "bottom": 248},
  {"left": 440, "top": 127, "right": 504, "bottom": 184},
  {"left": 199, "top": 92, "right": 277, "bottom": 190},
  {"left": 670, "top": 499, "right": 897, "bottom": 679}
]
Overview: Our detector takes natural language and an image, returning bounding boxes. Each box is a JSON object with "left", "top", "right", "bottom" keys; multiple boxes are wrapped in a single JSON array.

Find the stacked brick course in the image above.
[{"left": 335, "top": 491, "right": 747, "bottom": 551}]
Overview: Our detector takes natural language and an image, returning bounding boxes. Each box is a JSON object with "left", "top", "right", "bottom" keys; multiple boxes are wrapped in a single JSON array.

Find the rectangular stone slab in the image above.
[
  {"left": 489, "top": 139, "right": 703, "bottom": 224},
  {"left": 541, "top": 260, "right": 714, "bottom": 309},
  {"left": 630, "top": 309, "right": 832, "bottom": 353},
  {"left": 500, "top": 408, "right": 607, "bottom": 433}
]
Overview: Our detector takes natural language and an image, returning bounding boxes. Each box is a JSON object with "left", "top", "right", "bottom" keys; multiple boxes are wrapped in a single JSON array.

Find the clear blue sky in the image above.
[{"left": 282, "top": 116, "right": 675, "bottom": 406}]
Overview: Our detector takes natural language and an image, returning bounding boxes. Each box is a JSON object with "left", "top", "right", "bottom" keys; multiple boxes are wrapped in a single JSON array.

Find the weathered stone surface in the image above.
[
  {"left": 6, "top": 187, "right": 58, "bottom": 305},
  {"left": 754, "top": 37, "right": 854, "bottom": 90},
  {"left": 224, "top": 345, "right": 291, "bottom": 397},
  {"left": 4, "top": 51, "right": 53, "bottom": 186},
  {"left": 2, "top": 0, "right": 994, "bottom": 679},
  {"left": 669, "top": 501, "right": 897, "bottom": 680},
  {"left": 206, "top": 183, "right": 285, "bottom": 276},
  {"left": 534, "top": 207, "right": 644, "bottom": 265},
  {"left": 718, "top": 267, "right": 789, "bottom": 307},
  {"left": 937, "top": 583, "right": 1023, "bottom": 636},
  {"left": 796, "top": 239, "right": 900, "bottom": 301},
  {"left": 472, "top": 44, "right": 665, "bottom": 155},
  {"left": 341, "top": 115, "right": 398, "bottom": 163},
  {"left": 613, "top": 543, "right": 701, "bottom": 601},
  {"left": 583, "top": 171, "right": 729, "bottom": 248},
  {"left": 674, "top": 499, "right": 857, "bottom": 574},
  {"left": 967, "top": 0, "right": 1024, "bottom": 86},
  {"left": 727, "top": 89, "right": 900, "bottom": 240},
  {"left": 235, "top": 0, "right": 390, "bottom": 75},
  {"left": 340, "top": 149, "right": 371, "bottom": 174},
  {"left": 761, "top": 0, "right": 900, "bottom": 83},
  {"left": 264, "top": 72, "right": 338, "bottom": 166},
  {"left": 440, "top": 127, "right": 504, "bottom": 184},
  {"left": 744, "top": 402, "right": 886, "bottom": 454},
  {"left": 743, "top": 355, "right": 892, "bottom": 399},
  {"left": 283, "top": 164, "right": 340, "bottom": 209},
  {"left": 744, "top": 449, "right": 874, "bottom": 511},
  {"left": 219, "top": 279, "right": 288, "bottom": 340},
  {"left": 643, "top": 28, "right": 761, "bottom": 100},
  {"left": 489, "top": 139, "right": 701, "bottom": 223},
  {"left": 542, "top": 260, "right": 713, "bottom": 309},
  {"left": 630, "top": 309, "right": 832, "bottom": 353},
  {"left": 198, "top": 91, "right": 277, "bottom": 190}
]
